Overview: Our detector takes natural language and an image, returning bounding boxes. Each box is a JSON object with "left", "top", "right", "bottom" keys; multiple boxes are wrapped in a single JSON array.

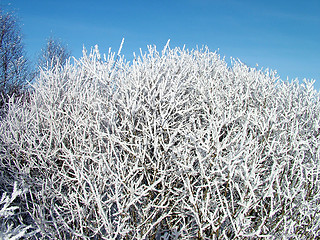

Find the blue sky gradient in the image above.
[{"left": 4, "top": 0, "right": 320, "bottom": 88}]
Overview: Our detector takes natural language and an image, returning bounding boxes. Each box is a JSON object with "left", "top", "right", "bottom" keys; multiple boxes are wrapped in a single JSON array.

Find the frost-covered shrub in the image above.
[
  {"left": 0, "top": 41, "right": 319, "bottom": 239},
  {"left": 0, "top": 182, "right": 38, "bottom": 239}
]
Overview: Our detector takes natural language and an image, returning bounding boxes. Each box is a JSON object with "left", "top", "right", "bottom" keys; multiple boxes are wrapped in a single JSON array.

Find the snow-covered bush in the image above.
[{"left": 0, "top": 41, "right": 319, "bottom": 239}]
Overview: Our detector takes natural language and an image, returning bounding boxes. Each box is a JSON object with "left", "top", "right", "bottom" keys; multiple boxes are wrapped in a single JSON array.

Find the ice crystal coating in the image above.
[{"left": 0, "top": 42, "right": 319, "bottom": 239}]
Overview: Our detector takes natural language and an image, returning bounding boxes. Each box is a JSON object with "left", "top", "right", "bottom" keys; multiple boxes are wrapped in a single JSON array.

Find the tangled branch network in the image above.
[{"left": 0, "top": 40, "right": 319, "bottom": 239}]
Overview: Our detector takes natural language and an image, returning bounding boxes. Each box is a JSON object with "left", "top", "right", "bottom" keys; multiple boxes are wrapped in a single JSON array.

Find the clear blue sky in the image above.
[{"left": 4, "top": 0, "right": 320, "bottom": 89}]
